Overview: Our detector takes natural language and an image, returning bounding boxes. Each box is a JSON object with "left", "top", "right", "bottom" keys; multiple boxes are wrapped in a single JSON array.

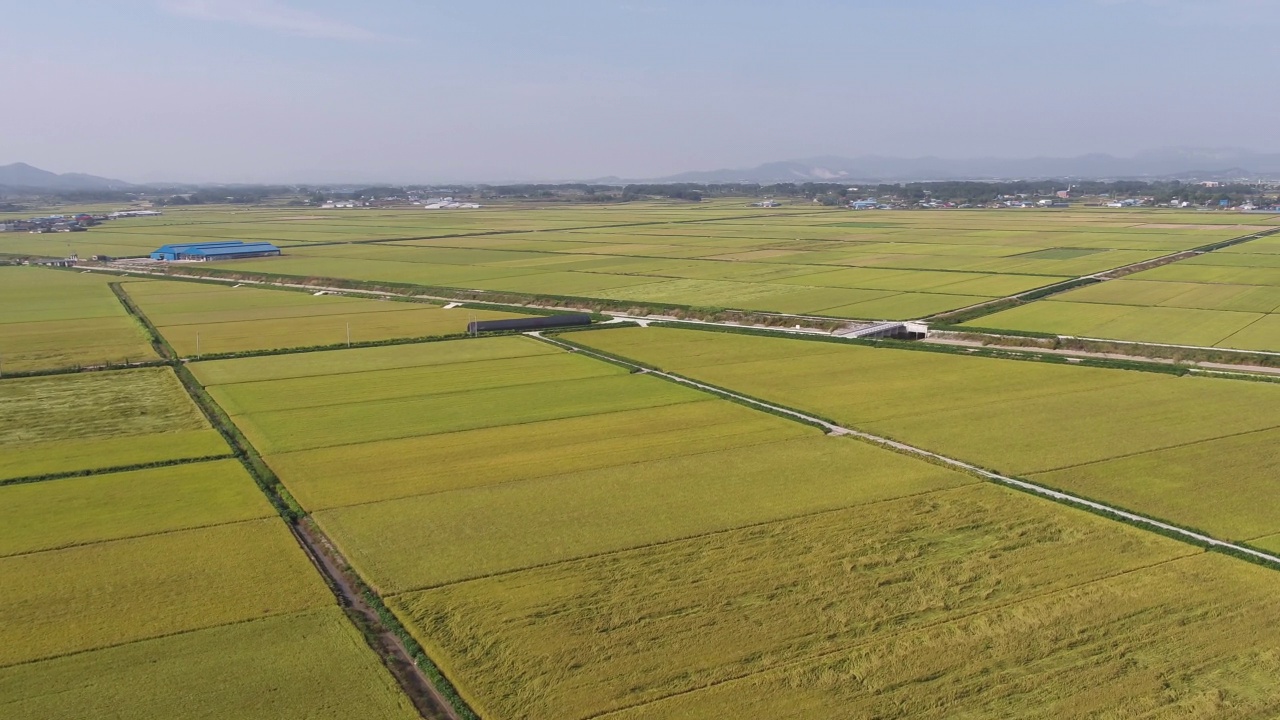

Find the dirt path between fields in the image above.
[{"left": 290, "top": 520, "right": 462, "bottom": 720}]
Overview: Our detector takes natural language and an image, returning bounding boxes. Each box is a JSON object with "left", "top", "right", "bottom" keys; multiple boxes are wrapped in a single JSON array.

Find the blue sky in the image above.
[{"left": 4, "top": 0, "right": 1277, "bottom": 183}]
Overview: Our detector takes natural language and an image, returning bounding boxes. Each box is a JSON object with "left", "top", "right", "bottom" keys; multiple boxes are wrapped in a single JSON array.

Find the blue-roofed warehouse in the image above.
[{"left": 150, "top": 240, "right": 281, "bottom": 261}]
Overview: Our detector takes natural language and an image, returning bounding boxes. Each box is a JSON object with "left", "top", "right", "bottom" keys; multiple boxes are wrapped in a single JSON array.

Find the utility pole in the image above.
[
  {"left": 346, "top": 322, "right": 351, "bottom": 348},
  {"left": 196, "top": 332, "right": 200, "bottom": 359}
]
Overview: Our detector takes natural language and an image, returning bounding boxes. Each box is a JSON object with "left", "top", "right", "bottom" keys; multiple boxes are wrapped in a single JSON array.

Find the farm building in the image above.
[
  {"left": 150, "top": 241, "right": 281, "bottom": 261},
  {"left": 468, "top": 313, "right": 592, "bottom": 334}
]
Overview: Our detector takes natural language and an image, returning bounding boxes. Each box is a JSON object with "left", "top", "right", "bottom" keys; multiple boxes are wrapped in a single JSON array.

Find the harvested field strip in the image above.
[
  {"left": 191, "top": 334, "right": 555, "bottom": 385},
  {"left": 0, "top": 607, "right": 420, "bottom": 720},
  {"left": 210, "top": 351, "right": 625, "bottom": 415},
  {"left": 601, "top": 553, "right": 1280, "bottom": 720},
  {"left": 0, "top": 429, "right": 229, "bottom": 482},
  {"left": 387, "top": 484, "right": 1205, "bottom": 720},
  {"left": 316, "top": 434, "right": 975, "bottom": 593},
  {"left": 0, "top": 518, "right": 332, "bottom": 668},
  {"left": 0, "top": 460, "right": 275, "bottom": 558},
  {"left": 271, "top": 400, "right": 809, "bottom": 511},
  {"left": 234, "top": 373, "right": 707, "bottom": 454}
]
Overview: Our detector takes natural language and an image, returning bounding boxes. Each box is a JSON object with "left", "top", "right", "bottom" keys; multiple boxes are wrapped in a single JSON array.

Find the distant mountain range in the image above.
[
  {"left": 0, "top": 163, "right": 132, "bottom": 190},
  {"left": 632, "top": 148, "right": 1280, "bottom": 184},
  {"left": 7, "top": 148, "right": 1280, "bottom": 190}
]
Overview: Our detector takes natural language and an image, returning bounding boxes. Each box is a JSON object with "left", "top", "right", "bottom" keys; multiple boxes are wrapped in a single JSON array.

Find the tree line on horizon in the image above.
[{"left": 1, "top": 179, "right": 1274, "bottom": 208}]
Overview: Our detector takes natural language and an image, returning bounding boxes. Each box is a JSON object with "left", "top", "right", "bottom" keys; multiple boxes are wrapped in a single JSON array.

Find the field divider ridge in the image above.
[
  {"left": 0, "top": 454, "right": 236, "bottom": 488},
  {"left": 536, "top": 330, "right": 1280, "bottom": 570}
]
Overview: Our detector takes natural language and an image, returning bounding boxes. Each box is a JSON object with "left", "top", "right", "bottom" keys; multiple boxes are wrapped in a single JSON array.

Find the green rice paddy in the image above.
[
  {"left": 0, "top": 267, "right": 154, "bottom": 371},
  {"left": 121, "top": 278, "right": 529, "bottom": 355},
  {"left": 969, "top": 229, "right": 1280, "bottom": 350}
]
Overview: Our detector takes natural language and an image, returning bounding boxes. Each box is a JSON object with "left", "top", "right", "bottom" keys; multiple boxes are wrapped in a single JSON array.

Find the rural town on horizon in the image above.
[{"left": 5, "top": 1, "right": 1280, "bottom": 719}]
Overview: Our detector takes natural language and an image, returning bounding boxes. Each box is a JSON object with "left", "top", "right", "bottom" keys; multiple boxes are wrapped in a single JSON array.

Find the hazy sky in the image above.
[{"left": 5, "top": 0, "right": 1278, "bottom": 183}]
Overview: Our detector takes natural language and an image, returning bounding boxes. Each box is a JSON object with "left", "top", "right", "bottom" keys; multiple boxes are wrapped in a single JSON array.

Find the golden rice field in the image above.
[
  {"left": 0, "top": 367, "right": 229, "bottom": 480},
  {"left": 390, "top": 486, "right": 1280, "bottom": 720},
  {"left": 0, "top": 607, "right": 419, "bottom": 720},
  {"left": 967, "top": 231, "right": 1280, "bottom": 351},
  {"left": 0, "top": 366, "right": 410, "bottom": 716},
  {"left": 120, "top": 278, "right": 529, "bottom": 355},
  {"left": 571, "top": 326, "right": 1280, "bottom": 544},
  {"left": 0, "top": 460, "right": 274, "bottom": 557},
  {"left": 603, "top": 553, "right": 1280, "bottom": 720},
  {"left": 200, "top": 338, "right": 709, "bottom": 455},
  {"left": 7, "top": 203, "right": 1280, "bottom": 718},
  {"left": 189, "top": 328, "right": 561, "bottom": 384},
  {"left": 0, "top": 266, "right": 155, "bottom": 371},
  {"left": 0, "top": 519, "right": 331, "bottom": 667},
  {"left": 317, "top": 434, "right": 974, "bottom": 592},
  {"left": 271, "top": 400, "right": 807, "bottom": 510},
  {"left": 188, "top": 328, "right": 1280, "bottom": 719}
]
